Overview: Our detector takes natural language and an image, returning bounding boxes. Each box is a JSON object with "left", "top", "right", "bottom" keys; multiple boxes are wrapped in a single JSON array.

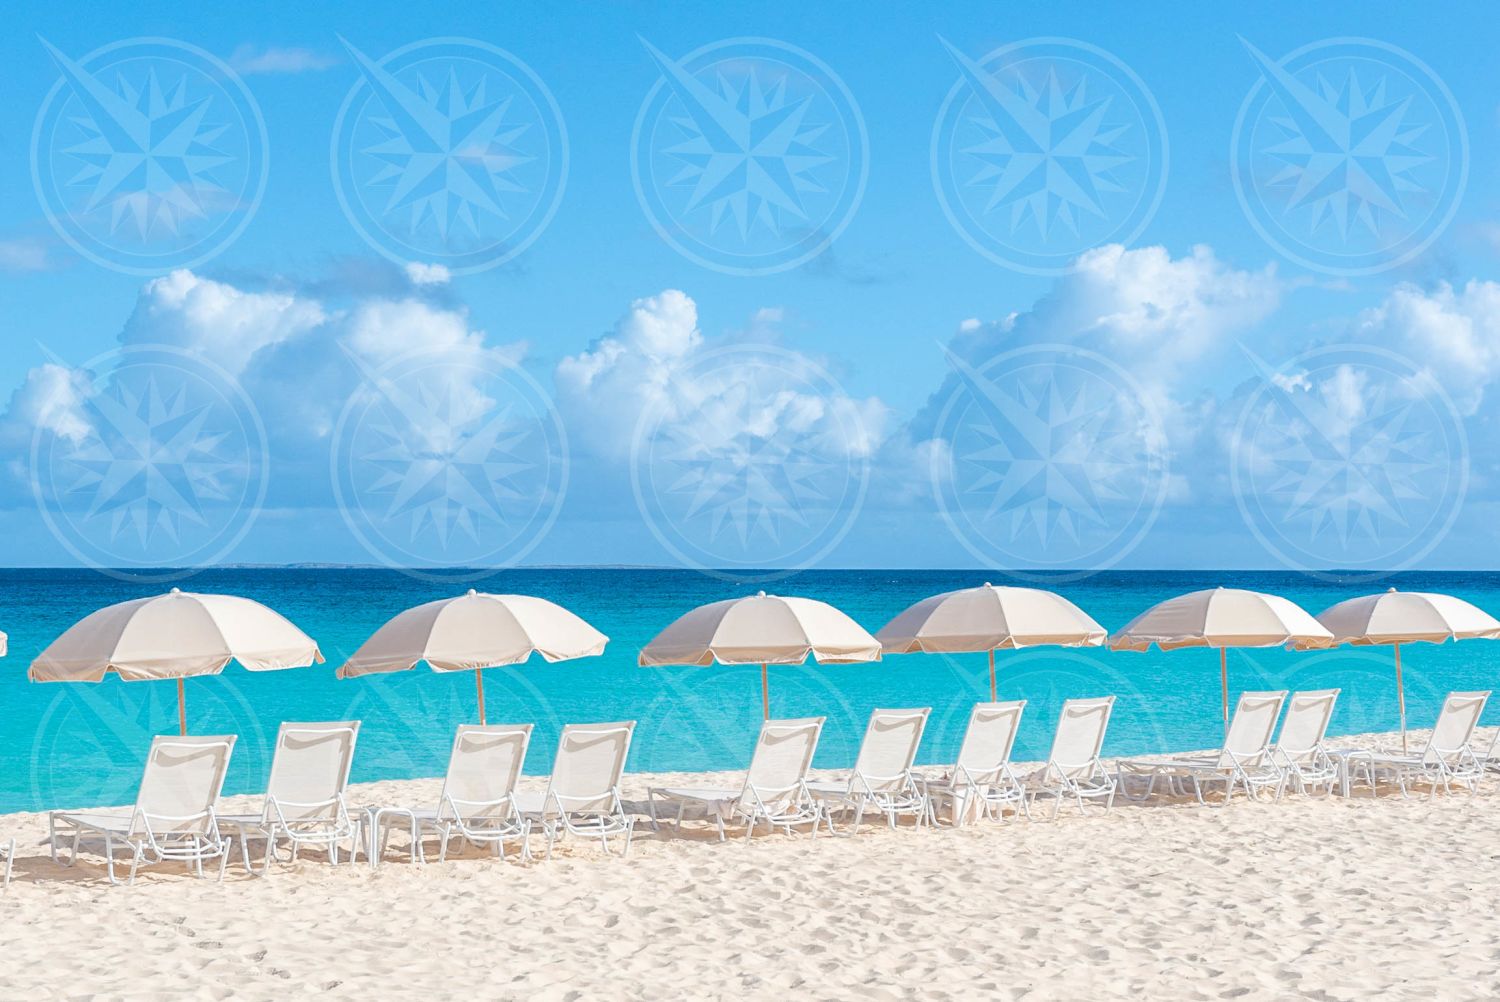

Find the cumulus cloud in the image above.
[
  {"left": 1353, "top": 279, "right": 1500, "bottom": 415},
  {"left": 913, "top": 244, "right": 1279, "bottom": 435},
  {"left": 1, "top": 270, "right": 528, "bottom": 508},
  {"left": 555, "top": 289, "right": 886, "bottom": 464},
  {"left": 890, "top": 243, "right": 1283, "bottom": 518},
  {"left": 0, "top": 361, "right": 92, "bottom": 484},
  {"left": 122, "top": 270, "right": 327, "bottom": 374}
]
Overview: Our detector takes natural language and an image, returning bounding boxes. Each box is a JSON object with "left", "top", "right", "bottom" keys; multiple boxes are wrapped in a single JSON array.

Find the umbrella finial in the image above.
[
  {"left": 757, "top": 590, "right": 767, "bottom": 598},
  {"left": 467, "top": 589, "right": 477, "bottom": 597},
  {"left": 170, "top": 587, "right": 181, "bottom": 594},
  {"left": 983, "top": 581, "right": 992, "bottom": 588}
]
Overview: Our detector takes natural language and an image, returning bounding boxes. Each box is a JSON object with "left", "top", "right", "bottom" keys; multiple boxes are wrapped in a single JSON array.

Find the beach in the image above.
[{"left": 3, "top": 727, "right": 1498, "bottom": 1001}]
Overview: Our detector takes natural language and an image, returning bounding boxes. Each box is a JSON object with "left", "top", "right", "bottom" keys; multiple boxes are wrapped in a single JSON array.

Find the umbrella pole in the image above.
[
  {"left": 177, "top": 678, "right": 186, "bottom": 736},
  {"left": 1394, "top": 643, "right": 1407, "bottom": 755},
  {"left": 476, "top": 669, "right": 487, "bottom": 726},
  {"left": 1219, "top": 647, "right": 1229, "bottom": 739},
  {"left": 988, "top": 649, "right": 996, "bottom": 702},
  {"left": 761, "top": 664, "right": 769, "bottom": 721}
]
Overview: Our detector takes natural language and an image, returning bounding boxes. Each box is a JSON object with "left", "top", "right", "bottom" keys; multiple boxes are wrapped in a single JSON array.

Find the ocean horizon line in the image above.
[{"left": 0, "top": 564, "right": 1494, "bottom": 576}]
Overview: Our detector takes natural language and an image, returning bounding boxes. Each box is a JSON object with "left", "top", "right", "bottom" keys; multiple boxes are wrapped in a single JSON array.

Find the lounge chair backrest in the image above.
[
  {"left": 953, "top": 700, "right": 1026, "bottom": 785},
  {"left": 1425, "top": 691, "right": 1489, "bottom": 763},
  {"left": 439, "top": 723, "right": 533, "bottom": 819},
  {"left": 738, "top": 716, "right": 823, "bottom": 812},
  {"left": 1048, "top": 696, "right": 1113, "bottom": 779},
  {"left": 261, "top": 721, "right": 360, "bottom": 823},
  {"left": 547, "top": 721, "right": 635, "bottom": 813},
  {"left": 1274, "top": 689, "right": 1339, "bottom": 764},
  {"left": 1217, "top": 691, "right": 1286, "bottom": 767},
  {"left": 851, "top": 708, "right": 930, "bottom": 793},
  {"left": 133, "top": 734, "right": 237, "bottom": 837}
]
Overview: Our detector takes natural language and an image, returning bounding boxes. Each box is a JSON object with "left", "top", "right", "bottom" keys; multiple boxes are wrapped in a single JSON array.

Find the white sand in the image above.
[{"left": 4, "top": 728, "right": 1500, "bottom": 1000}]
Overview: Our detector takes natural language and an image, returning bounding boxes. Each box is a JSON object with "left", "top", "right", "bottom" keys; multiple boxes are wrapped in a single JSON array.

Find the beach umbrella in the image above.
[
  {"left": 0, "top": 630, "right": 6, "bottom": 657},
  {"left": 876, "top": 583, "right": 1106, "bottom": 700},
  {"left": 639, "top": 592, "right": 881, "bottom": 719},
  {"left": 1109, "top": 587, "right": 1334, "bottom": 737},
  {"left": 336, "top": 590, "right": 608, "bottom": 724},
  {"left": 1297, "top": 589, "right": 1500, "bottom": 754},
  {"left": 30, "top": 588, "right": 324, "bottom": 735}
]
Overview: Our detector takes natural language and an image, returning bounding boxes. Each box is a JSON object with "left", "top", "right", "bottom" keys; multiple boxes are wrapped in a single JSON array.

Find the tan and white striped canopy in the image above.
[
  {"left": 1110, "top": 587, "right": 1334, "bottom": 652},
  {"left": 337, "top": 591, "right": 608, "bottom": 677},
  {"left": 877, "top": 583, "right": 1106, "bottom": 654},
  {"left": 639, "top": 592, "right": 881, "bottom": 666},
  {"left": 30, "top": 589, "right": 324, "bottom": 682},
  {"left": 1301, "top": 588, "right": 1500, "bottom": 649}
]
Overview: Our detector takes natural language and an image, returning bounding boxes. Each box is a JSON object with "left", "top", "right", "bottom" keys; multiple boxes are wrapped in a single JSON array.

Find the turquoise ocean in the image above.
[{"left": 4, "top": 567, "right": 1500, "bottom": 814}]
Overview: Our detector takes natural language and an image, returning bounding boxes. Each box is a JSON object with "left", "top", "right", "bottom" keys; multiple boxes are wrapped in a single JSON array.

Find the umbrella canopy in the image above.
[
  {"left": 877, "top": 583, "right": 1106, "bottom": 699},
  {"left": 1109, "top": 587, "right": 1334, "bottom": 735},
  {"left": 336, "top": 590, "right": 608, "bottom": 724},
  {"left": 30, "top": 588, "right": 323, "bottom": 734},
  {"left": 1110, "top": 587, "right": 1334, "bottom": 652},
  {"left": 1309, "top": 589, "right": 1500, "bottom": 647},
  {"left": 639, "top": 592, "right": 881, "bottom": 718},
  {"left": 1299, "top": 588, "right": 1500, "bottom": 753}
]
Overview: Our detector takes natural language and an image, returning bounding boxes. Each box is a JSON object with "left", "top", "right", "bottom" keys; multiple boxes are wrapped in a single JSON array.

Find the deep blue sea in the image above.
[{"left": 4, "top": 567, "right": 1500, "bottom": 814}]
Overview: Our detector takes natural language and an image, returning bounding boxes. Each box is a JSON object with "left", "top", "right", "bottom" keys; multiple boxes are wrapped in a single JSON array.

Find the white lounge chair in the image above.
[
  {"left": 367, "top": 723, "right": 533, "bottom": 867},
  {"left": 808, "top": 707, "right": 931, "bottom": 833},
  {"left": 219, "top": 721, "right": 362, "bottom": 875},
  {"left": 514, "top": 721, "right": 637, "bottom": 858},
  {"left": 49, "top": 735, "right": 237, "bottom": 886},
  {"left": 1272, "top": 689, "right": 1340, "bottom": 797},
  {"left": 1117, "top": 691, "right": 1287, "bottom": 806},
  {"left": 647, "top": 717, "right": 826, "bottom": 841},
  {"left": 1353, "top": 691, "right": 1491, "bottom": 798},
  {"left": 1476, "top": 727, "right": 1500, "bottom": 775},
  {"left": 1025, "top": 696, "right": 1116, "bottom": 819},
  {"left": 1, "top": 838, "right": 12, "bottom": 889},
  {"left": 917, "top": 701, "right": 1028, "bottom": 826}
]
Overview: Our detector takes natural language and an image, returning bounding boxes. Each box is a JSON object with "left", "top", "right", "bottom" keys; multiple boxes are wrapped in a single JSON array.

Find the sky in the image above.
[{"left": 1, "top": 1, "right": 1499, "bottom": 578}]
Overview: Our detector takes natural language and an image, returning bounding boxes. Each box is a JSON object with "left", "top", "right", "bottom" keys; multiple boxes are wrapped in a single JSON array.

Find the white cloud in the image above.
[
  {"left": 2, "top": 271, "right": 529, "bottom": 504},
  {"left": 0, "top": 363, "right": 91, "bottom": 444},
  {"left": 404, "top": 262, "right": 451, "bottom": 286},
  {"left": 123, "top": 270, "right": 327, "bottom": 375},
  {"left": 556, "top": 289, "right": 887, "bottom": 462},
  {"left": 1354, "top": 279, "right": 1500, "bottom": 415},
  {"left": 1057, "top": 244, "right": 1280, "bottom": 381},
  {"left": 900, "top": 244, "right": 1282, "bottom": 511},
  {"left": 228, "top": 44, "right": 337, "bottom": 75}
]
